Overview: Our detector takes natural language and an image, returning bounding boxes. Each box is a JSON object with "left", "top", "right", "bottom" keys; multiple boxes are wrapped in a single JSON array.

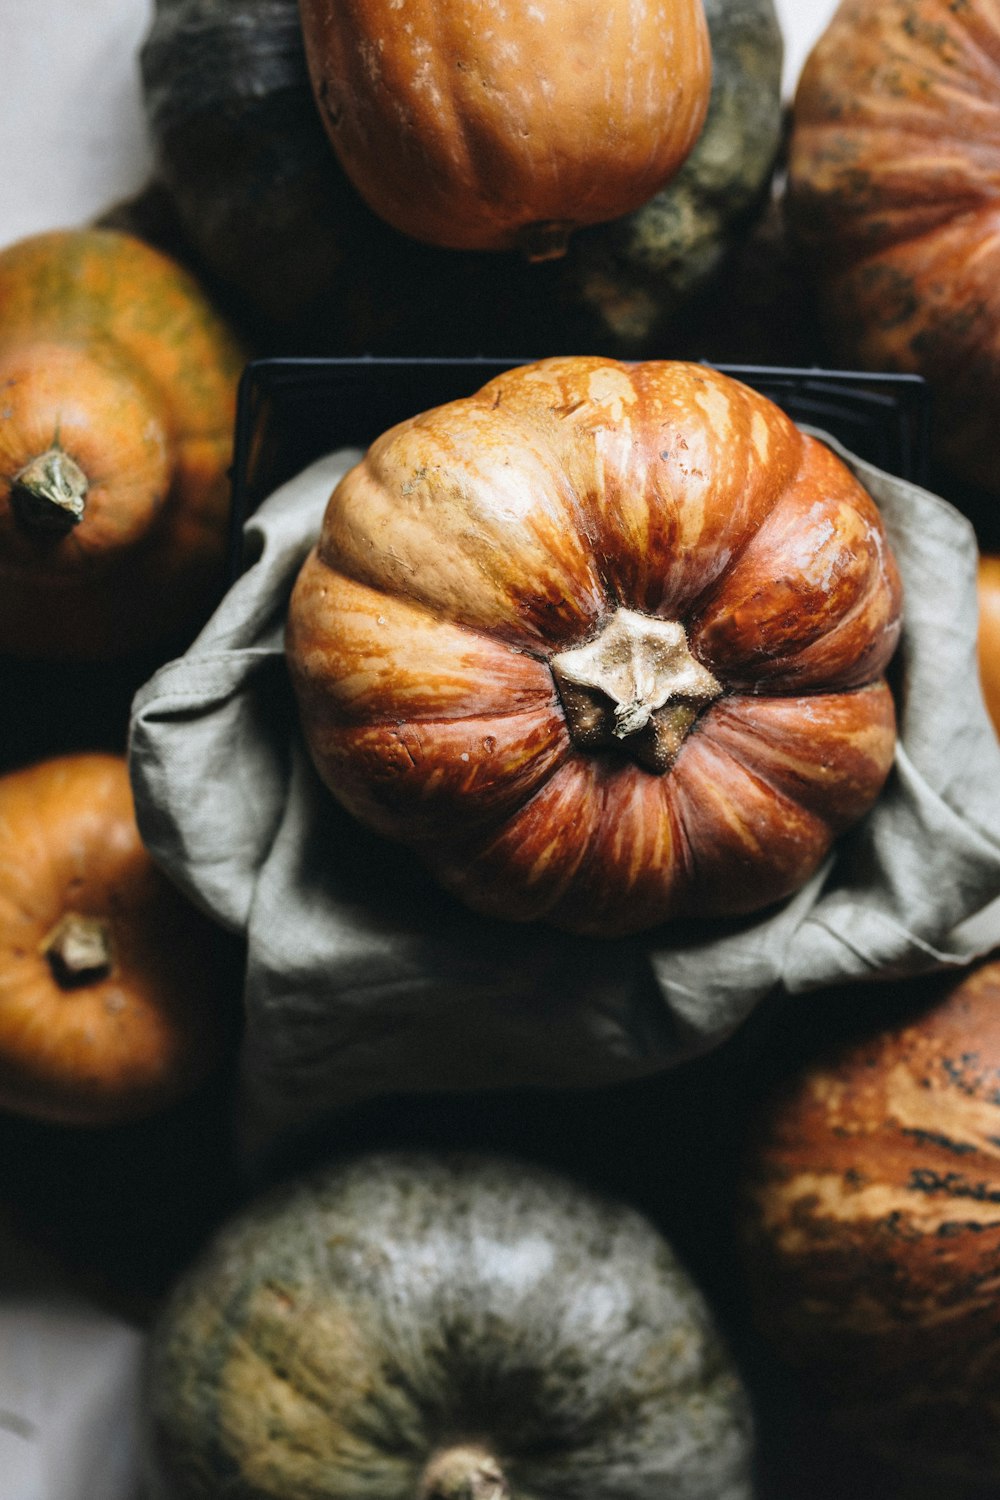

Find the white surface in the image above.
[{"left": 0, "top": 3, "right": 841, "bottom": 1499}]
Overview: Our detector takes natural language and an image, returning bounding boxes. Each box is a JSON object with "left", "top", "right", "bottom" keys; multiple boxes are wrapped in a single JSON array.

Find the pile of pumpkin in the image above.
[{"left": 6, "top": 0, "right": 1000, "bottom": 1495}]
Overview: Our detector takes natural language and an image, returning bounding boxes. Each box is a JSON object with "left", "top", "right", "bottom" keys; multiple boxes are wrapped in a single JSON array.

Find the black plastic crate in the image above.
[{"left": 230, "top": 356, "right": 931, "bottom": 574}]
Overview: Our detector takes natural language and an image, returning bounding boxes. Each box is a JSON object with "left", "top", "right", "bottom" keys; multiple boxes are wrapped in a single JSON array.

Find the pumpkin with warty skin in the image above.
[
  {"left": 298, "top": 0, "right": 712, "bottom": 259},
  {"left": 787, "top": 0, "right": 1000, "bottom": 495},
  {"left": 0, "top": 754, "right": 232, "bottom": 1126},
  {"left": 286, "top": 356, "right": 902, "bottom": 939},
  {"left": 138, "top": 0, "right": 783, "bottom": 357},
  {"left": 737, "top": 954, "right": 1000, "bottom": 1490},
  {"left": 0, "top": 228, "right": 246, "bottom": 660},
  {"left": 144, "top": 1150, "right": 755, "bottom": 1500}
]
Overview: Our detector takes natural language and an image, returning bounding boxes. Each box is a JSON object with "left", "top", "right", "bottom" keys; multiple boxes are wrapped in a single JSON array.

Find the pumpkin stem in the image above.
[
  {"left": 11, "top": 444, "right": 88, "bottom": 532},
  {"left": 418, "top": 1443, "right": 510, "bottom": 1500},
  {"left": 550, "top": 606, "right": 722, "bottom": 773},
  {"left": 517, "top": 219, "right": 574, "bottom": 262},
  {"left": 42, "top": 912, "right": 113, "bottom": 986}
]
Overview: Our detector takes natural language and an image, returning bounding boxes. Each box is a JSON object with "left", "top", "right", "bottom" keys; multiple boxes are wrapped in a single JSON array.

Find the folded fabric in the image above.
[{"left": 129, "top": 437, "right": 1000, "bottom": 1143}]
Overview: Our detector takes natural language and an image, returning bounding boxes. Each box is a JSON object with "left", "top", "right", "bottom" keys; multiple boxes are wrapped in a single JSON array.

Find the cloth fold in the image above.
[{"left": 129, "top": 439, "right": 1000, "bottom": 1141}]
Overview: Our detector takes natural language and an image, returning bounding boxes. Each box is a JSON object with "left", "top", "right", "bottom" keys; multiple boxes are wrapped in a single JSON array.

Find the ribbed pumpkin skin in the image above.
[
  {"left": 788, "top": 0, "right": 1000, "bottom": 494},
  {"left": 144, "top": 1152, "right": 754, "bottom": 1500},
  {"left": 0, "top": 228, "right": 246, "bottom": 660},
  {"left": 0, "top": 754, "right": 230, "bottom": 1126},
  {"left": 298, "top": 0, "right": 712, "bottom": 254},
  {"left": 286, "top": 356, "right": 901, "bottom": 939},
  {"left": 738, "top": 956, "right": 1000, "bottom": 1488}
]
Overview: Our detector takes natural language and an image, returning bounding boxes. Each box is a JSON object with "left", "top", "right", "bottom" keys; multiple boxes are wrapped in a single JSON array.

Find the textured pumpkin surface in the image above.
[
  {"left": 788, "top": 0, "right": 1000, "bottom": 493},
  {"left": 978, "top": 554, "right": 1000, "bottom": 736},
  {"left": 144, "top": 1151, "right": 754, "bottom": 1500},
  {"left": 286, "top": 356, "right": 901, "bottom": 938},
  {"left": 0, "top": 754, "right": 231, "bottom": 1125},
  {"left": 298, "top": 0, "right": 711, "bottom": 255},
  {"left": 0, "top": 228, "right": 246, "bottom": 659},
  {"left": 738, "top": 956, "right": 1000, "bottom": 1487}
]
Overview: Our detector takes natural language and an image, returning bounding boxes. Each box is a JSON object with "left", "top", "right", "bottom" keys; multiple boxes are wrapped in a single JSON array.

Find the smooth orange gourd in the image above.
[{"left": 298, "top": 0, "right": 712, "bottom": 257}]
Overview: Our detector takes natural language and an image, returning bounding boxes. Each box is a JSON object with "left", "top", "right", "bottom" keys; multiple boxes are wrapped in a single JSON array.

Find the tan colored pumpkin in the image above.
[
  {"left": 286, "top": 356, "right": 902, "bottom": 939},
  {"left": 298, "top": 0, "right": 712, "bottom": 258},
  {"left": 788, "top": 0, "right": 1000, "bottom": 494},
  {"left": 0, "top": 753, "right": 233, "bottom": 1126},
  {"left": 737, "top": 954, "right": 1000, "bottom": 1489},
  {"left": 0, "top": 227, "right": 246, "bottom": 660}
]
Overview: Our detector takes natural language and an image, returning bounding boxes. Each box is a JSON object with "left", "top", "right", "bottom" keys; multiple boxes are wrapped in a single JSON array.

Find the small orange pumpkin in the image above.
[
  {"left": 298, "top": 0, "right": 712, "bottom": 257},
  {"left": 286, "top": 356, "right": 902, "bottom": 939},
  {"left": 0, "top": 228, "right": 247, "bottom": 660},
  {"left": 0, "top": 753, "right": 234, "bottom": 1126}
]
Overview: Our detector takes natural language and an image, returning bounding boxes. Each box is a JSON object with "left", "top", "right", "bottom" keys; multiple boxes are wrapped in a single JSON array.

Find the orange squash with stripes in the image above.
[{"left": 286, "top": 357, "right": 902, "bottom": 938}]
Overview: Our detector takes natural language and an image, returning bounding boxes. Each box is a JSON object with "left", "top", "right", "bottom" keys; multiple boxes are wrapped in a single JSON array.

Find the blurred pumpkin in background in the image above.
[
  {"left": 0, "top": 228, "right": 246, "bottom": 660},
  {"left": 0, "top": 753, "right": 235, "bottom": 1126},
  {"left": 144, "top": 1150, "right": 755, "bottom": 1500}
]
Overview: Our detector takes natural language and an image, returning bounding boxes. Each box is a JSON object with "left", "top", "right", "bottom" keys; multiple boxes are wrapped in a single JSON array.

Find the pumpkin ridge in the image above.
[{"left": 678, "top": 423, "right": 809, "bottom": 629}]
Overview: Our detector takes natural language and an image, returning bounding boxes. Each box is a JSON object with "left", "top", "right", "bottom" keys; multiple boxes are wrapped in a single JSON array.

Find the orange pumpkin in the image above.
[
  {"left": 738, "top": 955, "right": 1000, "bottom": 1488},
  {"left": 978, "top": 554, "right": 1000, "bottom": 737},
  {"left": 0, "top": 228, "right": 246, "bottom": 660},
  {"left": 286, "top": 356, "right": 902, "bottom": 938},
  {"left": 788, "top": 0, "right": 1000, "bottom": 494},
  {"left": 298, "top": 0, "right": 712, "bottom": 257},
  {"left": 0, "top": 753, "right": 233, "bottom": 1126}
]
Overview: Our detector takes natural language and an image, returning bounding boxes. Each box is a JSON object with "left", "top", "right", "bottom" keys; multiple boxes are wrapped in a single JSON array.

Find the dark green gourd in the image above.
[
  {"left": 139, "top": 0, "right": 783, "bottom": 356},
  {"left": 144, "top": 1153, "right": 754, "bottom": 1499}
]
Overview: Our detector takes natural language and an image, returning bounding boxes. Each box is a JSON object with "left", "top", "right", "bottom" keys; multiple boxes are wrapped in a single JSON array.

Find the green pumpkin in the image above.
[
  {"left": 139, "top": 0, "right": 783, "bottom": 356},
  {"left": 144, "top": 1152, "right": 753, "bottom": 1499}
]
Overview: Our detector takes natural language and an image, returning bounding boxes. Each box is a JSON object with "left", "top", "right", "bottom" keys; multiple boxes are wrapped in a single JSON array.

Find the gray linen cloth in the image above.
[{"left": 129, "top": 438, "right": 1000, "bottom": 1140}]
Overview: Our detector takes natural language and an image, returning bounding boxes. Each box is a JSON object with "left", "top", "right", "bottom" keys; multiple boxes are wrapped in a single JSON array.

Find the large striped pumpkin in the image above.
[{"left": 286, "top": 356, "right": 902, "bottom": 938}]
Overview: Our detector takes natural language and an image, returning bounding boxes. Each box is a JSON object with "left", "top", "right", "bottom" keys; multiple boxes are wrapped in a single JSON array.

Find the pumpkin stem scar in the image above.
[
  {"left": 418, "top": 1443, "right": 511, "bottom": 1500},
  {"left": 10, "top": 443, "right": 88, "bottom": 532},
  {"left": 550, "top": 606, "right": 721, "bottom": 773},
  {"left": 41, "top": 912, "right": 113, "bottom": 986}
]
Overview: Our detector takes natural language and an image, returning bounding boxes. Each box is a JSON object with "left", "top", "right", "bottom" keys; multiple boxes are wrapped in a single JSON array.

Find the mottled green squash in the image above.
[
  {"left": 144, "top": 1152, "right": 754, "bottom": 1499},
  {"left": 139, "top": 0, "right": 783, "bottom": 356}
]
